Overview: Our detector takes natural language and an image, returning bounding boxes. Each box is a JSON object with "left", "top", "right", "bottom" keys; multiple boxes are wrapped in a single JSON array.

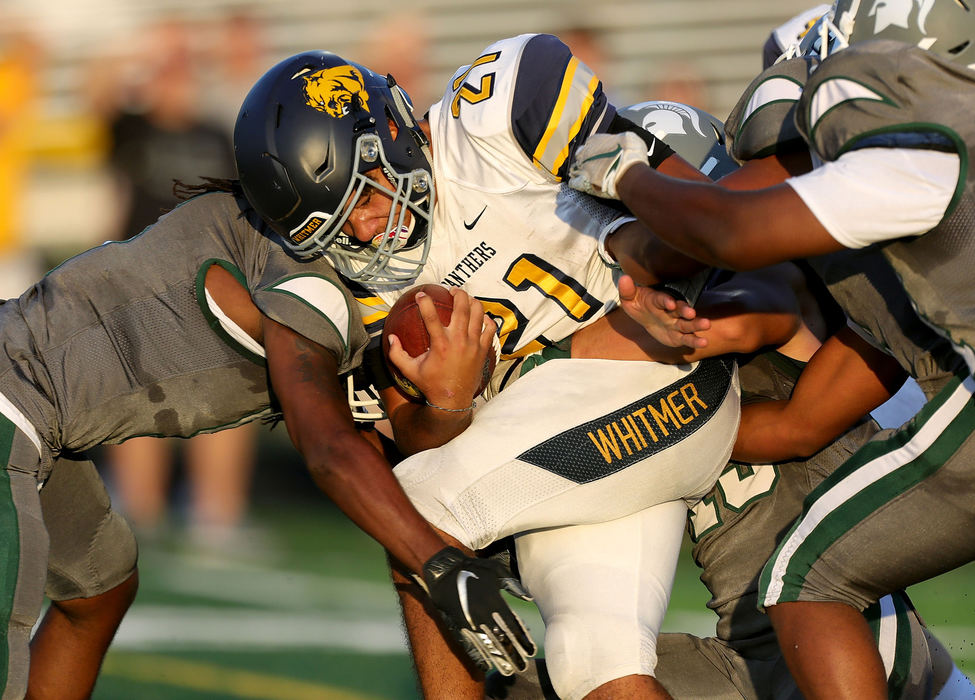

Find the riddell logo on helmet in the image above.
[
  {"left": 302, "top": 65, "right": 371, "bottom": 118},
  {"left": 291, "top": 216, "right": 325, "bottom": 243}
]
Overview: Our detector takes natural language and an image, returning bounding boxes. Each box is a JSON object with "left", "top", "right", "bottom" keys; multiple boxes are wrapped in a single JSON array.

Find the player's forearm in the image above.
[
  {"left": 303, "top": 432, "right": 446, "bottom": 573},
  {"left": 606, "top": 221, "right": 708, "bottom": 287},
  {"left": 607, "top": 156, "right": 796, "bottom": 279},
  {"left": 617, "top": 164, "right": 844, "bottom": 270},
  {"left": 657, "top": 151, "right": 713, "bottom": 182},
  {"left": 732, "top": 399, "right": 809, "bottom": 462},
  {"left": 716, "top": 151, "right": 812, "bottom": 191},
  {"left": 733, "top": 331, "right": 906, "bottom": 463},
  {"left": 693, "top": 292, "right": 802, "bottom": 357},
  {"left": 616, "top": 166, "right": 743, "bottom": 268}
]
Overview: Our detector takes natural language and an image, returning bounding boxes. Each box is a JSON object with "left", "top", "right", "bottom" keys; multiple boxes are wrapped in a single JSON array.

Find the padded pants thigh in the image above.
[
  {"left": 514, "top": 500, "right": 688, "bottom": 700},
  {"left": 397, "top": 358, "right": 738, "bottom": 550},
  {"left": 762, "top": 375, "right": 975, "bottom": 611},
  {"left": 40, "top": 454, "right": 138, "bottom": 601}
]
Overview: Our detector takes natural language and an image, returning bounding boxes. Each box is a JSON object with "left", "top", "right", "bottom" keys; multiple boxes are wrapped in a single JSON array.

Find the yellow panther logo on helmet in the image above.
[{"left": 302, "top": 65, "right": 370, "bottom": 118}]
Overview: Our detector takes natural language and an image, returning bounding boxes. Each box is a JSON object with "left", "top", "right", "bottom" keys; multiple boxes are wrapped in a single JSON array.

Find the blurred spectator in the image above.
[
  {"left": 0, "top": 20, "right": 46, "bottom": 299},
  {"left": 648, "top": 60, "right": 712, "bottom": 114},
  {"left": 559, "top": 24, "right": 609, "bottom": 80},
  {"left": 200, "top": 9, "right": 269, "bottom": 133},
  {"left": 105, "top": 17, "right": 236, "bottom": 240},
  {"left": 91, "top": 16, "right": 259, "bottom": 551},
  {"left": 357, "top": 10, "right": 434, "bottom": 114}
]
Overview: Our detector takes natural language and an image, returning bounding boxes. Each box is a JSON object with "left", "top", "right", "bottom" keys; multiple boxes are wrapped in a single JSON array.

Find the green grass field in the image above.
[{"left": 87, "top": 436, "right": 975, "bottom": 699}]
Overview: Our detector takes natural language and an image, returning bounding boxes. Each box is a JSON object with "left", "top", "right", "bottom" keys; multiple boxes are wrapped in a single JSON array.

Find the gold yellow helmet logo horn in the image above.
[{"left": 301, "top": 65, "right": 371, "bottom": 118}]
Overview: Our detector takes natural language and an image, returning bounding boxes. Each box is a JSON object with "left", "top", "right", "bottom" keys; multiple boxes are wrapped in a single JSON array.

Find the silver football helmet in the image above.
[
  {"left": 798, "top": 0, "right": 975, "bottom": 69},
  {"left": 617, "top": 100, "right": 738, "bottom": 180},
  {"left": 765, "top": 4, "right": 832, "bottom": 68}
]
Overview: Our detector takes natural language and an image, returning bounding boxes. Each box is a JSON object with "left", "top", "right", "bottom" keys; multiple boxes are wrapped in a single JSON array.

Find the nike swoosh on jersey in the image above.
[
  {"left": 457, "top": 570, "right": 480, "bottom": 626},
  {"left": 464, "top": 206, "right": 487, "bottom": 230}
]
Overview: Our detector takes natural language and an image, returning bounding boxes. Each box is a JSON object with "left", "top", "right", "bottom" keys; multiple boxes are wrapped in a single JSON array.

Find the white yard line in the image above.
[
  {"left": 140, "top": 551, "right": 400, "bottom": 614},
  {"left": 112, "top": 606, "right": 410, "bottom": 653},
  {"left": 129, "top": 551, "right": 975, "bottom": 665}
]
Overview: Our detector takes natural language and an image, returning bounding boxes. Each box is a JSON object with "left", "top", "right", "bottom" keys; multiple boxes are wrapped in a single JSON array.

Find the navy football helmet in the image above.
[{"left": 234, "top": 51, "right": 434, "bottom": 287}]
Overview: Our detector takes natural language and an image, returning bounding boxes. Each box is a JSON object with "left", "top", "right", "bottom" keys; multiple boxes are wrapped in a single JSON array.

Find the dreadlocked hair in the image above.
[{"left": 173, "top": 177, "right": 243, "bottom": 202}]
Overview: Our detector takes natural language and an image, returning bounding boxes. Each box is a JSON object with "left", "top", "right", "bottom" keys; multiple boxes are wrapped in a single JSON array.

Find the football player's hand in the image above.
[
  {"left": 618, "top": 274, "right": 711, "bottom": 349},
  {"left": 421, "top": 546, "right": 537, "bottom": 676},
  {"left": 386, "top": 288, "right": 496, "bottom": 410},
  {"left": 569, "top": 131, "right": 649, "bottom": 199}
]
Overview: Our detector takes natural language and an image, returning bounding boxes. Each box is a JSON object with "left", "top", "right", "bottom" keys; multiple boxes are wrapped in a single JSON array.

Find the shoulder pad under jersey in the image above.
[
  {"left": 450, "top": 33, "right": 614, "bottom": 180},
  {"left": 797, "top": 41, "right": 971, "bottom": 163},
  {"left": 725, "top": 57, "right": 814, "bottom": 162}
]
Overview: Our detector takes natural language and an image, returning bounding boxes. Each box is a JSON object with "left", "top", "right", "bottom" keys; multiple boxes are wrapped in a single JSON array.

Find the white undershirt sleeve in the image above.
[{"left": 786, "top": 147, "right": 960, "bottom": 249}]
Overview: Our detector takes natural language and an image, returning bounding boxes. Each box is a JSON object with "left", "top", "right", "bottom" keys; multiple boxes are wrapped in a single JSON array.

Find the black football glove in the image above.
[{"left": 420, "top": 546, "right": 537, "bottom": 676}]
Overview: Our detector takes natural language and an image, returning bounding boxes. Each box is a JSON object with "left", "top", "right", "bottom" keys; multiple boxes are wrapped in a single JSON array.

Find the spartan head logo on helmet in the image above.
[
  {"left": 302, "top": 65, "right": 370, "bottom": 118},
  {"left": 638, "top": 101, "right": 708, "bottom": 141},
  {"left": 866, "top": 0, "right": 936, "bottom": 35}
]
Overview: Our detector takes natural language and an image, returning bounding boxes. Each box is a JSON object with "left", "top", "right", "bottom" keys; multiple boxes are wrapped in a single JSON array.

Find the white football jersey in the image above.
[{"left": 397, "top": 34, "right": 625, "bottom": 359}]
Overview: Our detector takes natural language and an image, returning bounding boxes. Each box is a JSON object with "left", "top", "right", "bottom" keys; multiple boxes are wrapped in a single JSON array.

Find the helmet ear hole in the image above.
[
  {"left": 948, "top": 39, "right": 971, "bottom": 57},
  {"left": 384, "top": 107, "right": 400, "bottom": 141},
  {"left": 313, "top": 158, "right": 332, "bottom": 180}
]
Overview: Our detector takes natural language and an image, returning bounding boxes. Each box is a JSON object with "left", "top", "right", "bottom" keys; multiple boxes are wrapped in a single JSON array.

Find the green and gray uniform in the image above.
[
  {"left": 724, "top": 54, "right": 813, "bottom": 163},
  {"left": 486, "top": 347, "right": 943, "bottom": 700},
  {"left": 653, "top": 349, "right": 940, "bottom": 700},
  {"left": 0, "top": 192, "right": 367, "bottom": 699},
  {"left": 737, "top": 42, "right": 975, "bottom": 616}
]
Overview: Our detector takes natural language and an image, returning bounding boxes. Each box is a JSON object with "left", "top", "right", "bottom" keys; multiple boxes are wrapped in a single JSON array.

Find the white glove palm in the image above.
[{"left": 568, "top": 131, "right": 649, "bottom": 199}]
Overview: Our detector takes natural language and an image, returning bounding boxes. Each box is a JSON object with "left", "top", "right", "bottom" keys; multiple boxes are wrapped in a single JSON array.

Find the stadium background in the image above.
[{"left": 2, "top": 0, "right": 974, "bottom": 697}]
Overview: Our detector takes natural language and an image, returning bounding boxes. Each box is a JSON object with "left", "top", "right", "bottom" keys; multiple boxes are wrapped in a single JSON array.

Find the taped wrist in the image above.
[
  {"left": 609, "top": 113, "right": 675, "bottom": 170},
  {"left": 597, "top": 216, "right": 637, "bottom": 268}
]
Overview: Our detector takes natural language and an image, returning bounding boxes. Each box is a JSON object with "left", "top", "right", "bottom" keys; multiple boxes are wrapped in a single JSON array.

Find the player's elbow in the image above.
[
  {"left": 789, "top": 435, "right": 825, "bottom": 459},
  {"left": 699, "top": 227, "right": 764, "bottom": 271}
]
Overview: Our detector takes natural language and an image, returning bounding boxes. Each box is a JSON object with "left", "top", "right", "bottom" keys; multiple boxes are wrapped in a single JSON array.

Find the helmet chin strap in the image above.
[{"left": 837, "top": 0, "right": 859, "bottom": 41}]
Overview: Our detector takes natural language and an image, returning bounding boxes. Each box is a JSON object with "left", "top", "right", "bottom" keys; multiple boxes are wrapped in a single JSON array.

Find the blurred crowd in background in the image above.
[{"left": 0, "top": 0, "right": 811, "bottom": 554}]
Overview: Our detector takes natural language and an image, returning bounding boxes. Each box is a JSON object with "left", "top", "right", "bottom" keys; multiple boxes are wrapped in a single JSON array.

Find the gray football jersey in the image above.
[
  {"left": 808, "top": 248, "right": 966, "bottom": 400},
  {"left": 726, "top": 42, "right": 970, "bottom": 398},
  {"left": 797, "top": 41, "right": 975, "bottom": 373},
  {"left": 0, "top": 192, "right": 368, "bottom": 472},
  {"left": 686, "top": 351, "right": 879, "bottom": 656}
]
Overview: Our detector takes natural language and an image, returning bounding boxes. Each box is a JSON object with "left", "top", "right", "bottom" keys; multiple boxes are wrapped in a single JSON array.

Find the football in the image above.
[{"left": 381, "top": 284, "right": 496, "bottom": 401}]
